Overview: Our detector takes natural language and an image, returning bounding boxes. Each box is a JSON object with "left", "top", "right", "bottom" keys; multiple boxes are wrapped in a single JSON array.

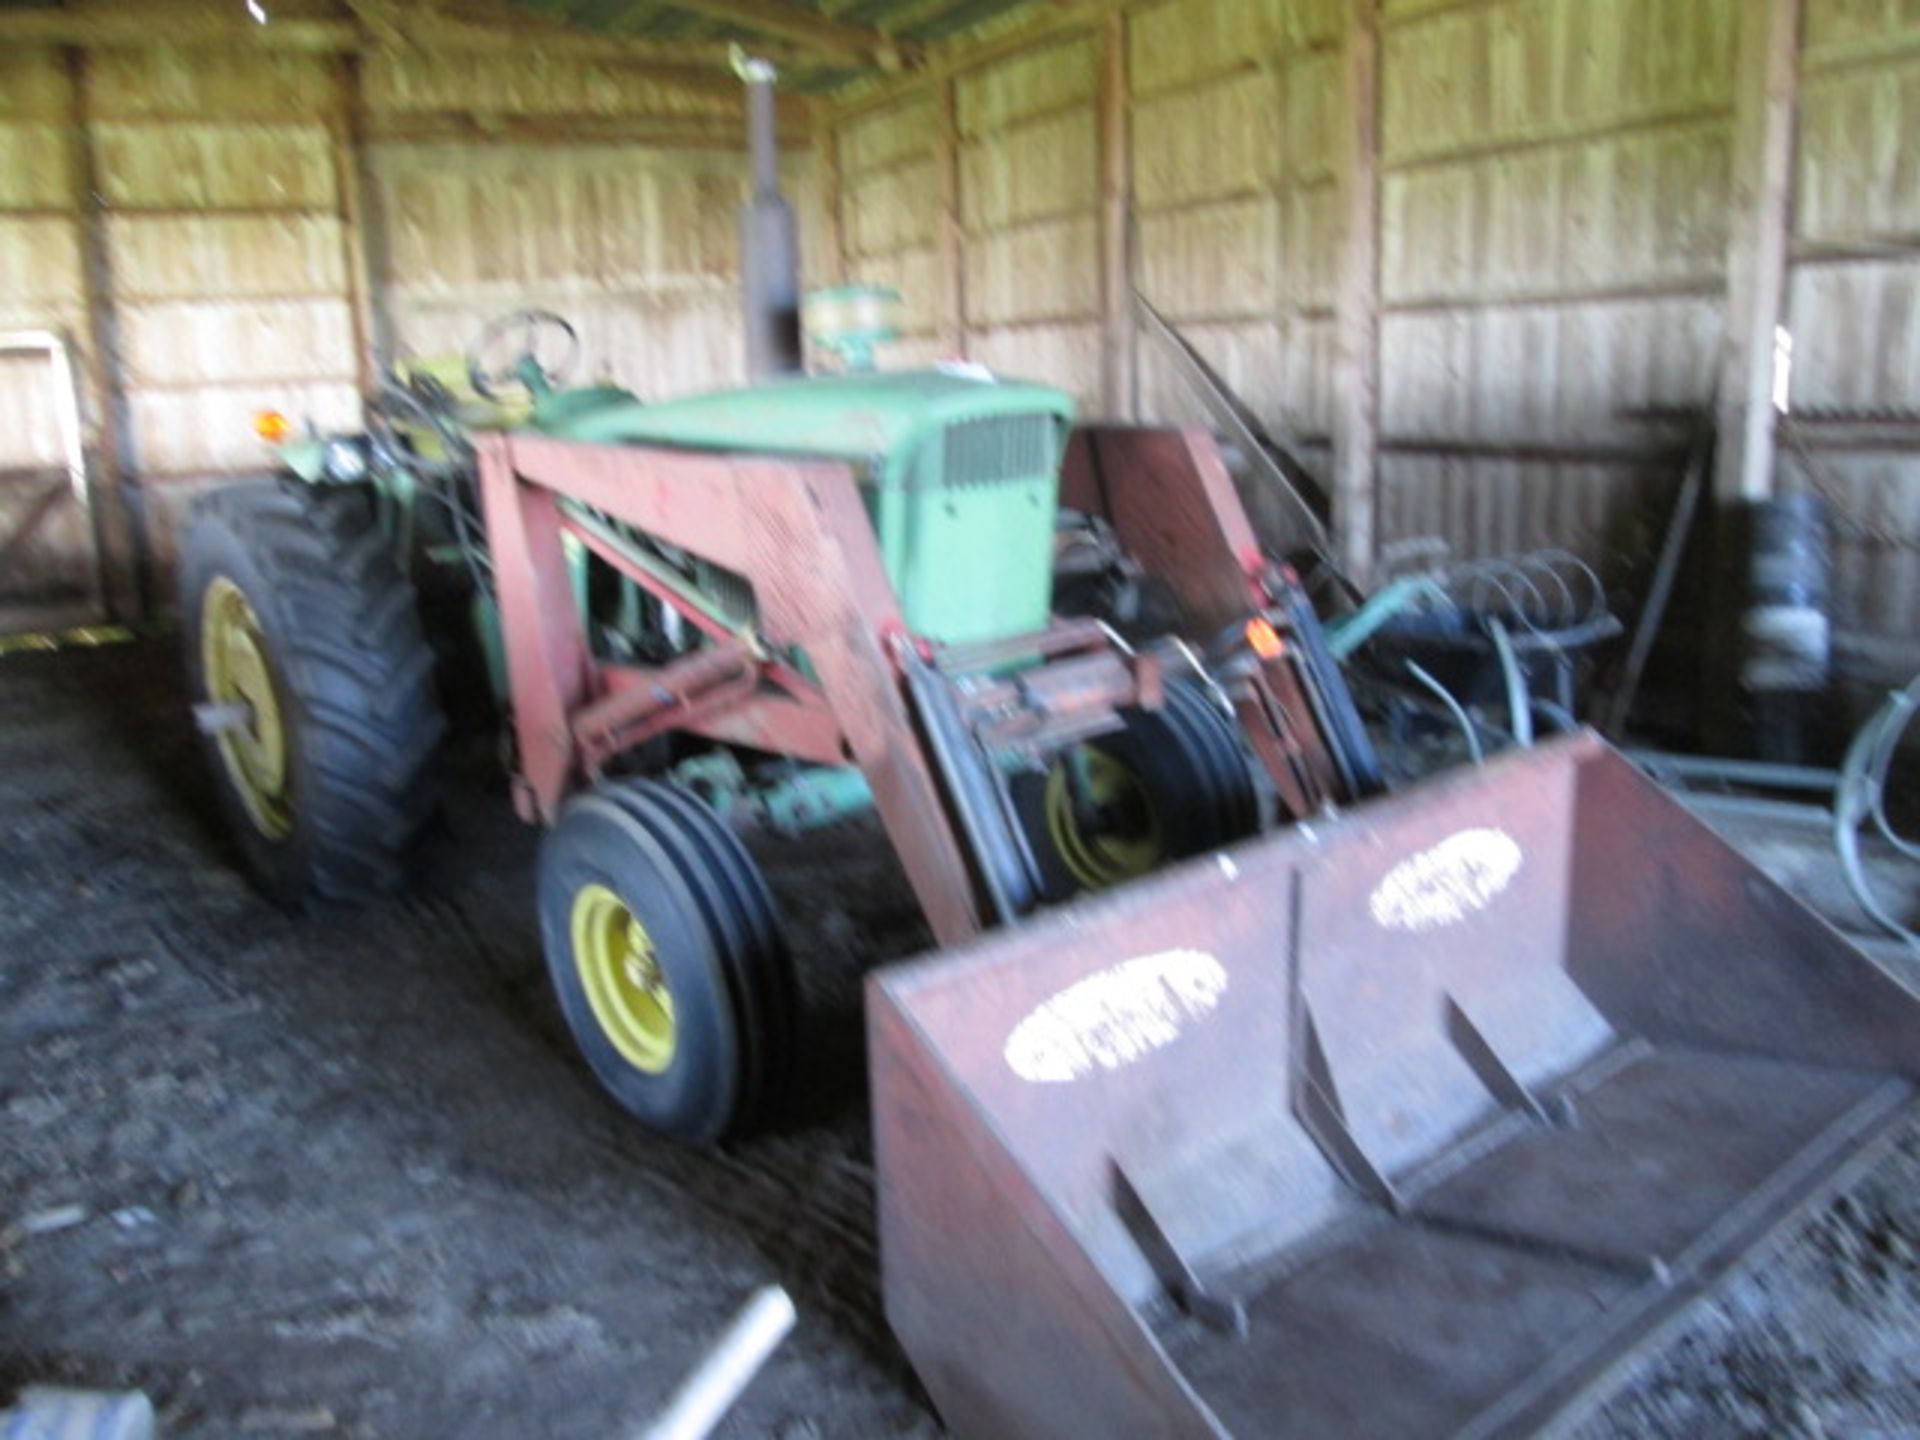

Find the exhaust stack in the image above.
[{"left": 737, "top": 52, "right": 803, "bottom": 381}]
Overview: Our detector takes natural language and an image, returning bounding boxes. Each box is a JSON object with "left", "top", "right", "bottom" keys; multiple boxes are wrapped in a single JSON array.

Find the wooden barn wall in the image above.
[
  {"left": 0, "top": 40, "right": 818, "bottom": 617},
  {"left": 835, "top": 93, "right": 945, "bottom": 370},
  {"left": 86, "top": 46, "right": 361, "bottom": 591},
  {"left": 1788, "top": 0, "right": 1920, "bottom": 680},
  {"left": 957, "top": 36, "right": 1104, "bottom": 411},
  {"left": 364, "top": 51, "right": 824, "bottom": 404},
  {"left": 1128, "top": 0, "right": 1341, "bottom": 489},
  {"left": 1372, "top": 0, "right": 1737, "bottom": 585},
  {"left": 823, "top": 0, "right": 1730, "bottom": 578},
  {"left": 0, "top": 47, "right": 99, "bottom": 622}
]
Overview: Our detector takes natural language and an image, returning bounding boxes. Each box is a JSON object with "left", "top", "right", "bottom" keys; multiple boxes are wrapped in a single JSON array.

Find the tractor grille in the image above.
[{"left": 942, "top": 415, "right": 1056, "bottom": 488}]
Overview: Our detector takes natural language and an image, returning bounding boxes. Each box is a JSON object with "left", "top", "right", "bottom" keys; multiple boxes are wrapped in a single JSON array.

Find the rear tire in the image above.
[
  {"left": 180, "top": 480, "right": 445, "bottom": 906},
  {"left": 538, "top": 779, "right": 795, "bottom": 1143},
  {"left": 1021, "top": 681, "right": 1259, "bottom": 897}
]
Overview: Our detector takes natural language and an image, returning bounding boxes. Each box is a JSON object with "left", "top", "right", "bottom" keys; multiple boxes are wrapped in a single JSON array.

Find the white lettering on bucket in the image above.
[
  {"left": 1368, "top": 828, "right": 1523, "bottom": 933},
  {"left": 1004, "top": 949, "right": 1228, "bottom": 1084}
]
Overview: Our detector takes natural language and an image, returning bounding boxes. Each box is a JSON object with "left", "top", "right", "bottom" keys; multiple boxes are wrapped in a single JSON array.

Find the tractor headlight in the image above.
[{"left": 322, "top": 437, "right": 370, "bottom": 483}]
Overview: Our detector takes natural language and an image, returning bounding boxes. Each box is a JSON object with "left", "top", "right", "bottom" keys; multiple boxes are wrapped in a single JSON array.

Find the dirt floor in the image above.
[{"left": 2, "top": 638, "right": 1917, "bottom": 1439}]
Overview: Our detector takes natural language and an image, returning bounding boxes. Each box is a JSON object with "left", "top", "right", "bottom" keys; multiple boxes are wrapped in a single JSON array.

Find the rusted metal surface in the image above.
[
  {"left": 572, "top": 641, "right": 758, "bottom": 772},
  {"left": 1061, "top": 424, "right": 1364, "bottom": 813},
  {"left": 870, "top": 731, "right": 1920, "bottom": 1438},
  {"left": 476, "top": 430, "right": 988, "bottom": 945},
  {"left": 1062, "top": 425, "right": 1267, "bottom": 640}
]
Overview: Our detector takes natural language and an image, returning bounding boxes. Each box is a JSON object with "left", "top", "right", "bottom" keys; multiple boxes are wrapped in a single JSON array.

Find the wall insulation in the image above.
[
  {"left": 0, "top": 37, "right": 815, "bottom": 623},
  {"left": 1374, "top": 0, "right": 1735, "bottom": 583},
  {"left": 818, "top": 0, "right": 1917, "bottom": 683},
  {"left": 362, "top": 50, "right": 822, "bottom": 406},
  {"left": 957, "top": 34, "right": 1103, "bottom": 411},
  {"left": 86, "top": 45, "right": 361, "bottom": 588},
  {"left": 1130, "top": 0, "right": 1340, "bottom": 481},
  {"left": 2, "top": 0, "right": 1916, "bottom": 678},
  {"left": 835, "top": 92, "right": 946, "bottom": 368}
]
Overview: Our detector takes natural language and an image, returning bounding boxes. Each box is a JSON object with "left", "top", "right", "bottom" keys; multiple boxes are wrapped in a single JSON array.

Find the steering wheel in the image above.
[{"left": 466, "top": 309, "right": 581, "bottom": 401}]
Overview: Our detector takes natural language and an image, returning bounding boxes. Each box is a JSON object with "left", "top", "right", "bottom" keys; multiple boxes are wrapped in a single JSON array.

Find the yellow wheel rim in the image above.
[
  {"left": 1044, "top": 747, "right": 1164, "bottom": 890},
  {"left": 200, "top": 575, "right": 292, "bottom": 841},
  {"left": 571, "top": 882, "right": 677, "bottom": 1074}
]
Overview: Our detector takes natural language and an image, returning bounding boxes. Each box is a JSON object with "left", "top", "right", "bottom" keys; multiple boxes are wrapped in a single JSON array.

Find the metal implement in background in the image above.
[
  {"left": 1602, "top": 417, "right": 1712, "bottom": 738},
  {"left": 1343, "top": 547, "right": 1620, "bottom": 771},
  {"left": 1133, "top": 292, "right": 1334, "bottom": 569},
  {"left": 1633, "top": 671, "right": 1920, "bottom": 951},
  {"left": 870, "top": 733, "right": 1920, "bottom": 1438}
]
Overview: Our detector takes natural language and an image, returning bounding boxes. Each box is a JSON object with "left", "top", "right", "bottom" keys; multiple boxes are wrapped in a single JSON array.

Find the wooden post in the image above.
[
  {"left": 332, "top": 50, "right": 383, "bottom": 397},
  {"left": 812, "top": 106, "right": 846, "bottom": 286},
  {"left": 1097, "top": 12, "right": 1135, "bottom": 421},
  {"left": 1331, "top": 0, "right": 1381, "bottom": 586},
  {"left": 64, "top": 46, "right": 140, "bottom": 618},
  {"left": 933, "top": 76, "right": 965, "bottom": 357},
  {"left": 1716, "top": 0, "right": 1804, "bottom": 502}
]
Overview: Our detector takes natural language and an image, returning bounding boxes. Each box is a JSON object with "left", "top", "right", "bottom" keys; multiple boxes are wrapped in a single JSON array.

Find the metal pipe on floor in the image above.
[{"left": 636, "top": 1285, "right": 796, "bottom": 1440}]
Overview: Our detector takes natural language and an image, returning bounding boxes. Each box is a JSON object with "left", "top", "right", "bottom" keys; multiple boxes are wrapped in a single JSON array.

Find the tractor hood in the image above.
[{"left": 549, "top": 367, "right": 1076, "bottom": 465}]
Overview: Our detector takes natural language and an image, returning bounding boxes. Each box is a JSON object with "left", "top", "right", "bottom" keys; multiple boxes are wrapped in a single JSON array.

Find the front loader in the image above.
[{"left": 177, "top": 52, "right": 1920, "bottom": 1440}]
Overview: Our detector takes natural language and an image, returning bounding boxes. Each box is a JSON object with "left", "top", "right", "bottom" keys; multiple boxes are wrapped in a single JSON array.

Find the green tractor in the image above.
[{"left": 179, "top": 297, "right": 1308, "bottom": 1139}]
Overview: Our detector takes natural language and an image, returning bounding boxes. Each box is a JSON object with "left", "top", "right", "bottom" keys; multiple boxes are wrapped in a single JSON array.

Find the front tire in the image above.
[
  {"left": 1021, "top": 681, "right": 1259, "bottom": 896},
  {"left": 538, "top": 780, "right": 795, "bottom": 1143},
  {"left": 180, "top": 480, "right": 445, "bottom": 905}
]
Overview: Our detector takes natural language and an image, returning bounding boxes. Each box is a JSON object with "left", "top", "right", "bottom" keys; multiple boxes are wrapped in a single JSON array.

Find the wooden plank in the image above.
[
  {"left": 934, "top": 76, "right": 964, "bottom": 356},
  {"left": 0, "top": 3, "right": 758, "bottom": 74},
  {"left": 333, "top": 52, "right": 379, "bottom": 392},
  {"left": 814, "top": 107, "right": 846, "bottom": 287},
  {"left": 66, "top": 47, "right": 134, "bottom": 619},
  {"left": 361, "top": 113, "right": 808, "bottom": 148},
  {"left": 0, "top": 11, "right": 354, "bottom": 52},
  {"left": 1332, "top": 0, "right": 1382, "bottom": 583},
  {"left": 1716, "top": 0, "right": 1804, "bottom": 502},
  {"left": 631, "top": 0, "right": 913, "bottom": 69},
  {"left": 1099, "top": 12, "right": 1135, "bottom": 420}
]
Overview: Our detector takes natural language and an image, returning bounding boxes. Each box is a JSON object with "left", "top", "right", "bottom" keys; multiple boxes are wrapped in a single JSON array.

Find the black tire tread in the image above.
[
  {"left": 631, "top": 782, "right": 797, "bottom": 1125},
  {"left": 182, "top": 479, "right": 445, "bottom": 904},
  {"left": 598, "top": 780, "right": 794, "bottom": 1133}
]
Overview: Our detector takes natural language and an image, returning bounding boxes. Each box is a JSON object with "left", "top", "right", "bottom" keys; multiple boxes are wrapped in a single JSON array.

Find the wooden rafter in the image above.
[
  {"left": 644, "top": 0, "right": 919, "bottom": 70},
  {"left": 0, "top": 0, "right": 783, "bottom": 77}
]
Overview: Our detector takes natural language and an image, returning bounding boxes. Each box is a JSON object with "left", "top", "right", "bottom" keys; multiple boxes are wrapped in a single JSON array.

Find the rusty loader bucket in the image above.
[{"left": 868, "top": 733, "right": 1920, "bottom": 1439}]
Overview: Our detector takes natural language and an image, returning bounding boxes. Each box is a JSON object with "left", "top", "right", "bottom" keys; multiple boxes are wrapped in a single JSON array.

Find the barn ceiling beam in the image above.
[
  {"left": 0, "top": 0, "right": 787, "bottom": 78},
  {"left": 359, "top": 0, "right": 764, "bottom": 71},
  {"left": 650, "top": 0, "right": 919, "bottom": 70},
  {"left": 0, "top": 8, "right": 358, "bottom": 52}
]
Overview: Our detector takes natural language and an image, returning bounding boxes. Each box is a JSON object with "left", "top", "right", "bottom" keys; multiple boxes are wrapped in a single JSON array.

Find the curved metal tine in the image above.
[
  {"left": 1405, "top": 659, "right": 1485, "bottom": 766},
  {"left": 1515, "top": 566, "right": 1551, "bottom": 630},
  {"left": 1513, "top": 555, "right": 1573, "bottom": 631},
  {"left": 1531, "top": 547, "right": 1607, "bottom": 625},
  {"left": 1864, "top": 682, "right": 1920, "bottom": 861},
  {"left": 1487, "top": 618, "right": 1534, "bottom": 747},
  {"left": 1456, "top": 562, "right": 1510, "bottom": 619},
  {"left": 1485, "top": 563, "right": 1545, "bottom": 629},
  {"left": 1834, "top": 806, "right": 1920, "bottom": 949}
]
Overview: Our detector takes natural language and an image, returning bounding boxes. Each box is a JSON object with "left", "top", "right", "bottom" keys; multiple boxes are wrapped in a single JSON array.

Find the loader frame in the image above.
[{"left": 474, "top": 423, "right": 1324, "bottom": 947}]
